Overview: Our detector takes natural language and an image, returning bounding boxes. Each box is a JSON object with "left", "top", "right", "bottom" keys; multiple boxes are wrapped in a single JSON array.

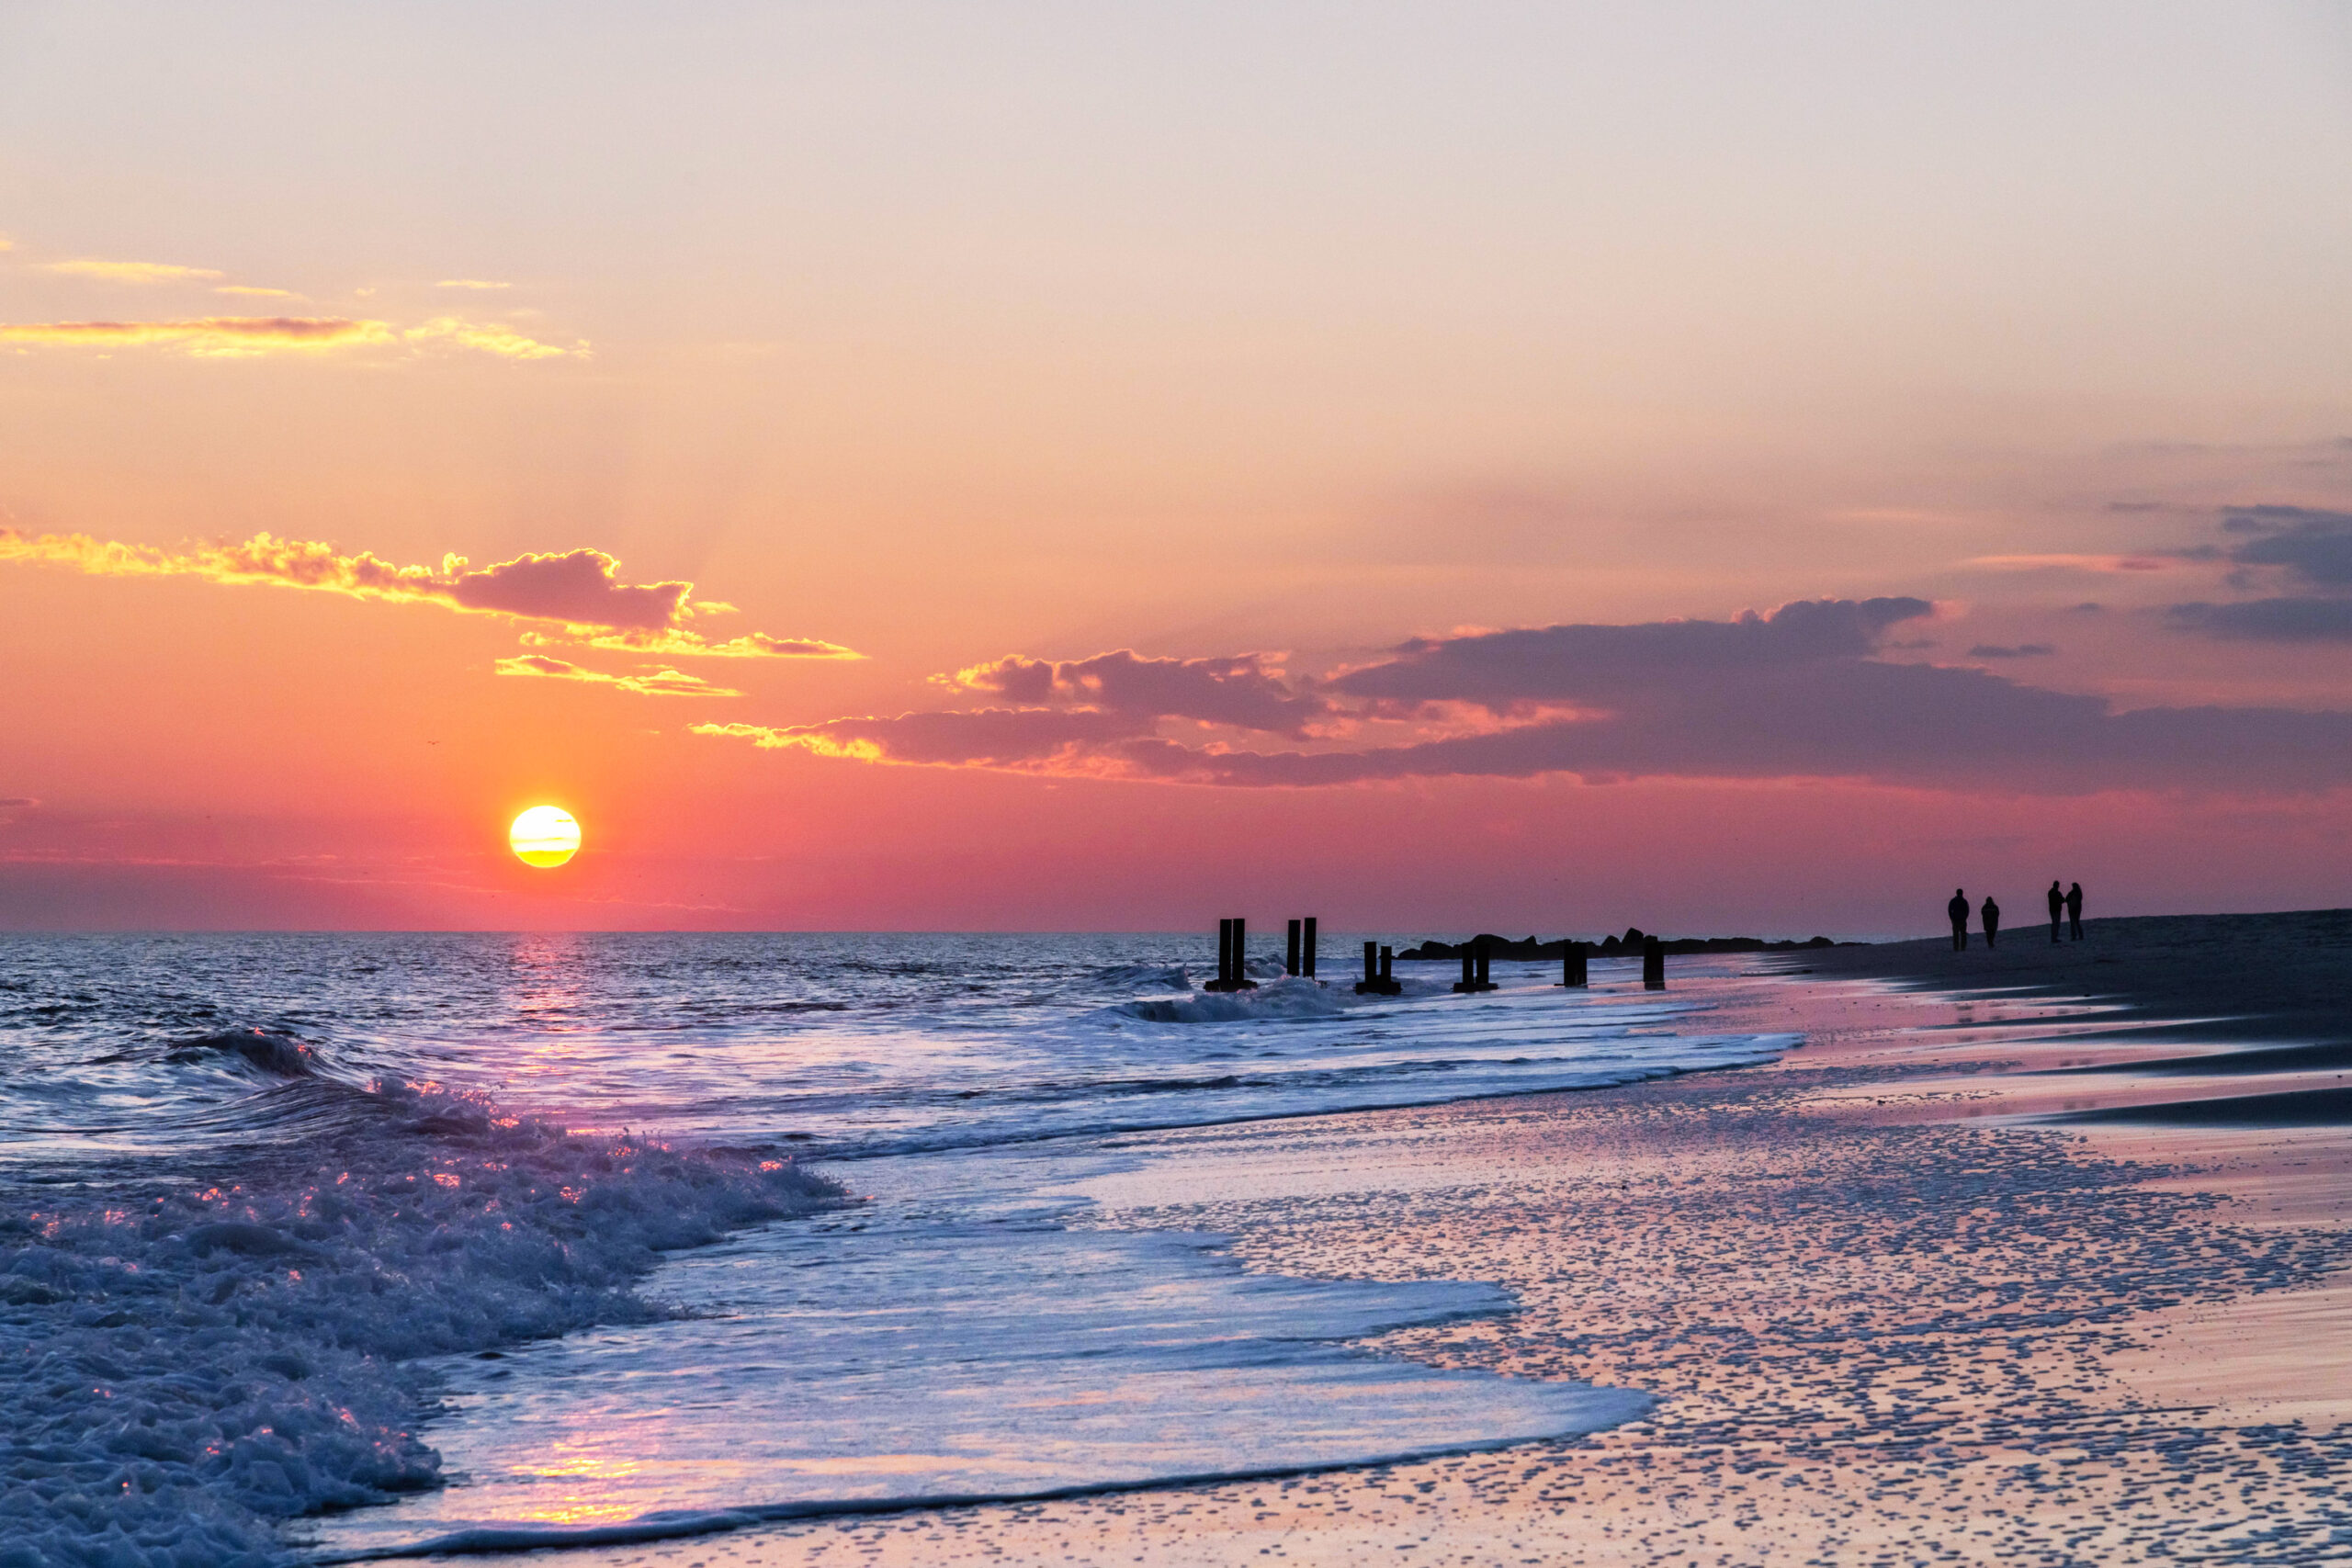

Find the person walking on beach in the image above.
[
  {"left": 1949, "top": 888, "right": 1970, "bottom": 951},
  {"left": 1982, "top": 894, "right": 2001, "bottom": 949},
  {"left": 2048, "top": 880, "right": 2064, "bottom": 944},
  {"left": 2067, "top": 881, "right": 2085, "bottom": 941}
]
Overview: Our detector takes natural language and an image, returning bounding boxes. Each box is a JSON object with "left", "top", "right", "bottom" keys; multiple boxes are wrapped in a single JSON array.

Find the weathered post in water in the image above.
[
  {"left": 1355, "top": 940, "right": 1401, "bottom": 995},
  {"left": 1643, "top": 934, "right": 1666, "bottom": 990},
  {"left": 1303, "top": 917, "right": 1317, "bottom": 978},
  {"left": 1453, "top": 935, "right": 1498, "bottom": 993},
  {"left": 1207, "top": 917, "right": 1259, "bottom": 992},
  {"left": 1286, "top": 919, "right": 1302, "bottom": 976},
  {"left": 1559, "top": 940, "right": 1588, "bottom": 987}
]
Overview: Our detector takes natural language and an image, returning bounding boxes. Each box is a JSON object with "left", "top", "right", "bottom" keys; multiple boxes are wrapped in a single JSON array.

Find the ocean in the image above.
[{"left": 0, "top": 931, "right": 1793, "bottom": 1565}]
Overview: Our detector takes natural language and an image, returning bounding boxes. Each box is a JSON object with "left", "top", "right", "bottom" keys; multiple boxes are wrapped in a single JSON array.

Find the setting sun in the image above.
[{"left": 510, "top": 806, "right": 582, "bottom": 868}]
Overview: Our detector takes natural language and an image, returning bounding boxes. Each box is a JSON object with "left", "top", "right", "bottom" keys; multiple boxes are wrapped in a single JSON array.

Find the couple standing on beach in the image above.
[
  {"left": 2046, "top": 880, "right": 2085, "bottom": 943},
  {"left": 1948, "top": 883, "right": 2085, "bottom": 950}
]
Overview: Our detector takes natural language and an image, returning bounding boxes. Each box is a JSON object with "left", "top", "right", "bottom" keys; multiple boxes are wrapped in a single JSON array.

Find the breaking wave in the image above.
[{"left": 0, "top": 1077, "right": 839, "bottom": 1568}]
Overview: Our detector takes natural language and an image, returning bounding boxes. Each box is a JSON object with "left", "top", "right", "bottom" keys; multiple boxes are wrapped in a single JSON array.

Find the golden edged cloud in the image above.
[
  {"left": 688, "top": 722, "right": 883, "bottom": 761},
  {"left": 435, "top": 278, "right": 512, "bottom": 289},
  {"left": 0, "top": 317, "right": 398, "bottom": 356},
  {"left": 0, "top": 315, "right": 577, "bottom": 359},
  {"left": 0, "top": 526, "right": 856, "bottom": 659},
  {"left": 403, "top": 316, "right": 574, "bottom": 360},
  {"left": 526, "top": 628, "right": 864, "bottom": 660},
  {"left": 494, "top": 654, "right": 742, "bottom": 698},
  {"left": 214, "top": 285, "right": 298, "bottom": 299},
  {"left": 41, "top": 259, "right": 225, "bottom": 284}
]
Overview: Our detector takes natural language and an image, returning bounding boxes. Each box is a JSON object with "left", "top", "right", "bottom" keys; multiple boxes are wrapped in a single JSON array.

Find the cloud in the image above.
[
  {"left": 1965, "top": 644, "right": 2055, "bottom": 659},
  {"left": 0, "top": 797, "right": 37, "bottom": 809},
  {"left": 2167, "top": 599, "right": 2352, "bottom": 642},
  {"left": 945, "top": 649, "right": 1329, "bottom": 735},
  {"left": 1967, "top": 553, "right": 2192, "bottom": 573},
  {"left": 1324, "top": 597, "right": 1934, "bottom": 712},
  {"left": 0, "top": 315, "right": 575, "bottom": 359},
  {"left": 698, "top": 597, "right": 2352, "bottom": 795},
  {"left": 0, "top": 527, "right": 855, "bottom": 655},
  {"left": 40, "top": 259, "right": 224, "bottom": 284},
  {"left": 2219, "top": 505, "right": 2352, "bottom": 588},
  {"left": 693, "top": 708, "right": 1146, "bottom": 767},
  {"left": 534, "top": 628, "right": 863, "bottom": 660},
  {"left": 435, "top": 279, "right": 512, "bottom": 290},
  {"left": 0, "top": 317, "right": 397, "bottom": 355},
  {"left": 2169, "top": 506, "right": 2352, "bottom": 641},
  {"left": 213, "top": 286, "right": 298, "bottom": 299},
  {"left": 493, "top": 655, "right": 741, "bottom": 697},
  {"left": 403, "top": 316, "right": 573, "bottom": 360}
]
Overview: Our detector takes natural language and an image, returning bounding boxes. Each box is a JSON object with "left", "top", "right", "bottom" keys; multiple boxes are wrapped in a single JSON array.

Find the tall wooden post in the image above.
[
  {"left": 1303, "top": 918, "right": 1317, "bottom": 978},
  {"left": 1218, "top": 919, "right": 1234, "bottom": 987},
  {"left": 1559, "top": 941, "right": 1588, "bottom": 987},
  {"left": 1286, "top": 919, "right": 1302, "bottom": 976},
  {"left": 1643, "top": 935, "right": 1666, "bottom": 990}
]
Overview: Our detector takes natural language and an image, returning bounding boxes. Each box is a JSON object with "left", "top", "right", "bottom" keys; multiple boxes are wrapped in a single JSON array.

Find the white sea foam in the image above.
[
  {"left": 0, "top": 933, "right": 1789, "bottom": 1562},
  {"left": 0, "top": 1078, "right": 837, "bottom": 1568}
]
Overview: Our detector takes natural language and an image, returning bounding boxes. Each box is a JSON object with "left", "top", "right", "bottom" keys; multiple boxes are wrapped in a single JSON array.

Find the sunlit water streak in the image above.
[{"left": 0, "top": 932, "right": 1791, "bottom": 1562}]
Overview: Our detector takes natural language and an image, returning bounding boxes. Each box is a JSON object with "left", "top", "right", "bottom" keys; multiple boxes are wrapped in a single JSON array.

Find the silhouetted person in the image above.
[
  {"left": 2066, "top": 882, "right": 2084, "bottom": 941},
  {"left": 1982, "top": 894, "right": 2001, "bottom": 949},
  {"left": 1948, "top": 888, "right": 1970, "bottom": 951},
  {"left": 2047, "top": 880, "right": 2064, "bottom": 944}
]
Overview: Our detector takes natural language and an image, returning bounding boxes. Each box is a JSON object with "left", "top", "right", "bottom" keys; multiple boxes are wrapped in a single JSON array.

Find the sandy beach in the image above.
[{"left": 372, "top": 912, "right": 2352, "bottom": 1568}]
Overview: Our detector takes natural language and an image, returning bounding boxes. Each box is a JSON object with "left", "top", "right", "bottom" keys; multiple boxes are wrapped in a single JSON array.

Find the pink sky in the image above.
[{"left": 4, "top": 4, "right": 2350, "bottom": 935}]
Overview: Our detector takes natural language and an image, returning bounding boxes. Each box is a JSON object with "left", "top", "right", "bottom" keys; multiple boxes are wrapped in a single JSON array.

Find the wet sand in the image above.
[{"left": 385, "top": 912, "right": 2352, "bottom": 1567}]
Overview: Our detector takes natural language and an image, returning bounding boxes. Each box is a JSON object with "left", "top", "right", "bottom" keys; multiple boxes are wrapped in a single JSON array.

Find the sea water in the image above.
[{"left": 0, "top": 932, "right": 1792, "bottom": 1564}]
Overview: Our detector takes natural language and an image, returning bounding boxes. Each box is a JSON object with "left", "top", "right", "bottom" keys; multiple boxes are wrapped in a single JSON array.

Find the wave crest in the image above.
[
  {"left": 0, "top": 1079, "right": 842, "bottom": 1565},
  {"left": 163, "top": 1028, "right": 321, "bottom": 1078}
]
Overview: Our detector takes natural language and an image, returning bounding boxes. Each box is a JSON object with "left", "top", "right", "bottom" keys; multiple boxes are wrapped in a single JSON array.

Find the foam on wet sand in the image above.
[{"left": 524, "top": 912, "right": 2352, "bottom": 1567}]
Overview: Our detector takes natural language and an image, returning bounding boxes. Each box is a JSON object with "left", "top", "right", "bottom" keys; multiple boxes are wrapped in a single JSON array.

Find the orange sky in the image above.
[{"left": 5, "top": 5, "right": 2351, "bottom": 934}]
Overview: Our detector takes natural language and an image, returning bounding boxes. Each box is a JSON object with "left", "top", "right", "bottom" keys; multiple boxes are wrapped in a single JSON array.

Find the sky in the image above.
[{"left": 4, "top": 1, "right": 2351, "bottom": 936}]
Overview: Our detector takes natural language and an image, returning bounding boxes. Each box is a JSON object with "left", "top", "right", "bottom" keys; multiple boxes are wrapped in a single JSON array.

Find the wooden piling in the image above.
[
  {"left": 1558, "top": 941, "right": 1588, "bottom": 987},
  {"left": 1642, "top": 934, "right": 1665, "bottom": 990},
  {"left": 1303, "top": 917, "right": 1317, "bottom": 978},
  {"left": 1453, "top": 935, "right": 1498, "bottom": 993},
  {"left": 1206, "top": 916, "right": 1259, "bottom": 992},
  {"left": 1286, "top": 919, "right": 1302, "bottom": 977},
  {"left": 1355, "top": 939, "right": 1401, "bottom": 995}
]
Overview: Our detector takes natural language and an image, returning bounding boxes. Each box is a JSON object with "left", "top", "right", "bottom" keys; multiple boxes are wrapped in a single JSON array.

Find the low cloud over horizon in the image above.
[{"left": 698, "top": 595, "right": 2352, "bottom": 795}]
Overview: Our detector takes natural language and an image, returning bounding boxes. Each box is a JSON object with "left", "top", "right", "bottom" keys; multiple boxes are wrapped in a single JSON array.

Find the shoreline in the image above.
[{"left": 371, "top": 913, "right": 2352, "bottom": 1566}]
